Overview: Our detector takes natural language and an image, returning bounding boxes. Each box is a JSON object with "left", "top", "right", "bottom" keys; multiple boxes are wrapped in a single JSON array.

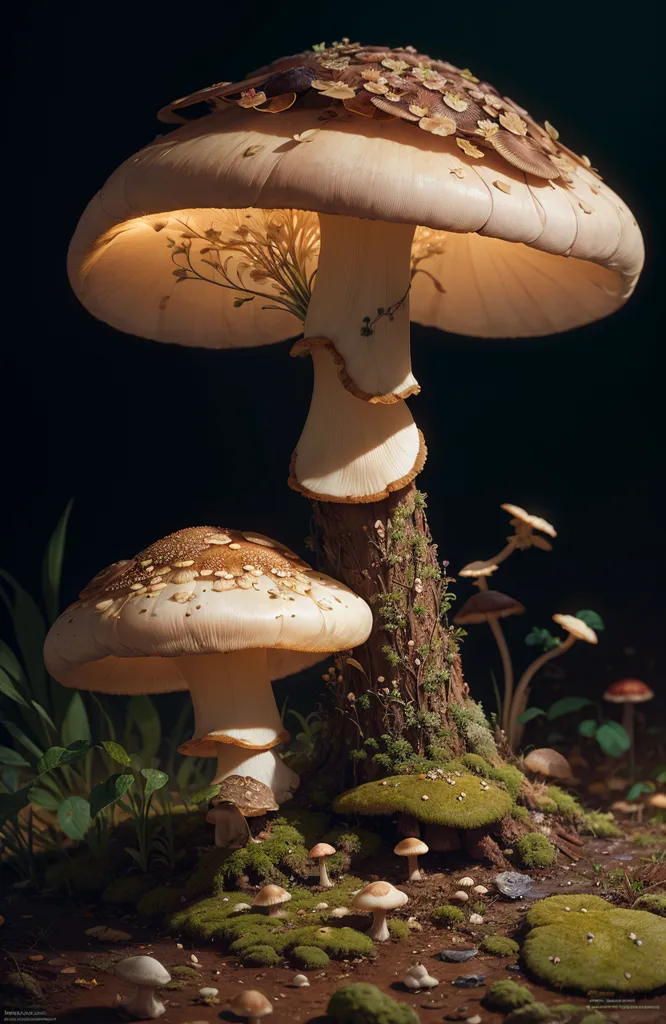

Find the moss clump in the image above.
[
  {"left": 241, "top": 944, "right": 283, "bottom": 966},
  {"left": 430, "top": 905, "right": 465, "bottom": 927},
  {"left": 328, "top": 983, "right": 420, "bottom": 1024},
  {"left": 284, "top": 926, "right": 373, "bottom": 959},
  {"left": 482, "top": 979, "right": 534, "bottom": 1012},
  {"left": 137, "top": 885, "right": 187, "bottom": 917},
  {"left": 633, "top": 894, "right": 666, "bottom": 917},
  {"left": 515, "top": 833, "right": 556, "bottom": 869},
  {"left": 44, "top": 853, "right": 109, "bottom": 892},
  {"left": 523, "top": 895, "right": 666, "bottom": 994},
  {"left": 185, "top": 847, "right": 229, "bottom": 895},
  {"left": 101, "top": 876, "right": 150, "bottom": 904},
  {"left": 334, "top": 773, "right": 512, "bottom": 828},
  {"left": 169, "top": 896, "right": 279, "bottom": 942},
  {"left": 480, "top": 935, "right": 520, "bottom": 957},
  {"left": 471, "top": 901, "right": 486, "bottom": 915},
  {"left": 544, "top": 786, "right": 583, "bottom": 821},
  {"left": 229, "top": 930, "right": 282, "bottom": 956},
  {"left": 511, "top": 804, "right": 530, "bottom": 821},
  {"left": 581, "top": 811, "right": 623, "bottom": 838},
  {"left": 291, "top": 945, "right": 330, "bottom": 969},
  {"left": 449, "top": 701, "right": 499, "bottom": 761},
  {"left": 461, "top": 753, "right": 493, "bottom": 776},
  {"left": 388, "top": 919, "right": 410, "bottom": 940},
  {"left": 215, "top": 823, "right": 310, "bottom": 888},
  {"left": 505, "top": 1004, "right": 611, "bottom": 1024},
  {"left": 171, "top": 964, "right": 200, "bottom": 980},
  {"left": 165, "top": 980, "right": 186, "bottom": 991}
]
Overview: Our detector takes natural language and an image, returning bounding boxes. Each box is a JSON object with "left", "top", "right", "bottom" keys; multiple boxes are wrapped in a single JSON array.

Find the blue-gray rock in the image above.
[
  {"left": 495, "top": 871, "right": 533, "bottom": 898},
  {"left": 451, "top": 974, "right": 486, "bottom": 987},
  {"left": 439, "top": 949, "right": 478, "bottom": 963}
]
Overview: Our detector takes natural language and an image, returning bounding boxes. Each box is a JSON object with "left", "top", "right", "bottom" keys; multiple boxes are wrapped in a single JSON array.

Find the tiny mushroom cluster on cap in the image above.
[
  {"left": 351, "top": 880, "right": 409, "bottom": 940},
  {"left": 68, "top": 42, "right": 643, "bottom": 506},
  {"left": 114, "top": 956, "right": 171, "bottom": 1020},
  {"left": 44, "top": 526, "right": 372, "bottom": 803}
]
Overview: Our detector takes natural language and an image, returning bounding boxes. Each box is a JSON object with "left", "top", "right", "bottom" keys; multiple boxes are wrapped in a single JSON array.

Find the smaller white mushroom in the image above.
[
  {"left": 467, "top": 1016, "right": 482, "bottom": 1024},
  {"left": 403, "top": 964, "right": 439, "bottom": 990},
  {"left": 292, "top": 975, "right": 310, "bottom": 988},
  {"left": 472, "top": 885, "right": 488, "bottom": 895},
  {"left": 233, "top": 902, "right": 252, "bottom": 914},
  {"left": 329, "top": 907, "right": 352, "bottom": 918},
  {"left": 458, "top": 877, "right": 475, "bottom": 888},
  {"left": 200, "top": 986, "right": 219, "bottom": 998},
  {"left": 315, "top": 902, "right": 329, "bottom": 910},
  {"left": 580, "top": 908, "right": 588, "bottom": 913},
  {"left": 451, "top": 891, "right": 469, "bottom": 903},
  {"left": 628, "top": 932, "right": 637, "bottom": 940},
  {"left": 115, "top": 956, "right": 171, "bottom": 1019},
  {"left": 469, "top": 913, "right": 484, "bottom": 925},
  {"left": 553, "top": 957, "right": 560, "bottom": 964}
]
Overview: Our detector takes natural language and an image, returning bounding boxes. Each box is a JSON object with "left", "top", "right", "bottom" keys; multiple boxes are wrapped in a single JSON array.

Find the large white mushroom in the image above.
[
  {"left": 115, "top": 955, "right": 171, "bottom": 1019},
  {"left": 44, "top": 526, "right": 372, "bottom": 803},
  {"left": 351, "top": 880, "right": 408, "bottom": 941}
]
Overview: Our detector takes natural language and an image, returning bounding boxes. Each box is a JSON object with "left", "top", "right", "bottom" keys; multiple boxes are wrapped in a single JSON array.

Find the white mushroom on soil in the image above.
[
  {"left": 253, "top": 884, "right": 292, "bottom": 917},
  {"left": 309, "top": 842, "right": 337, "bottom": 889},
  {"left": 114, "top": 955, "right": 171, "bottom": 1020},
  {"left": 394, "top": 837, "right": 429, "bottom": 882},
  {"left": 351, "top": 881, "right": 409, "bottom": 941},
  {"left": 230, "top": 989, "right": 274, "bottom": 1024},
  {"left": 292, "top": 974, "right": 310, "bottom": 988},
  {"left": 403, "top": 964, "right": 439, "bottom": 990},
  {"left": 44, "top": 527, "right": 372, "bottom": 804}
]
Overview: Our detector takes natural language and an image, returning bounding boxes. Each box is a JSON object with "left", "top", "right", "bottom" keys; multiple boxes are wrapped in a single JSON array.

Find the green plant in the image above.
[
  {"left": 328, "top": 983, "right": 420, "bottom": 1024},
  {"left": 430, "top": 905, "right": 465, "bottom": 926},
  {"left": 479, "top": 935, "right": 520, "bottom": 956},
  {"left": 514, "top": 833, "right": 555, "bottom": 869},
  {"left": 481, "top": 979, "right": 534, "bottom": 1012},
  {"left": 519, "top": 694, "right": 631, "bottom": 759},
  {"left": 291, "top": 945, "right": 330, "bottom": 968},
  {"left": 241, "top": 944, "right": 282, "bottom": 966}
]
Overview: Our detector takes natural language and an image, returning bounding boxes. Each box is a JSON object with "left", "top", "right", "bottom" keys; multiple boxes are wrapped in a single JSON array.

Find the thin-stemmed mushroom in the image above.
[
  {"left": 508, "top": 615, "right": 598, "bottom": 746},
  {"left": 603, "top": 679, "right": 654, "bottom": 783},
  {"left": 394, "top": 837, "right": 429, "bottom": 882},
  {"left": 351, "top": 881, "right": 408, "bottom": 941},
  {"left": 115, "top": 956, "right": 171, "bottom": 1019},
  {"left": 309, "top": 842, "right": 336, "bottom": 889},
  {"left": 253, "top": 884, "right": 291, "bottom": 917},
  {"left": 44, "top": 526, "right": 372, "bottom": 804}
]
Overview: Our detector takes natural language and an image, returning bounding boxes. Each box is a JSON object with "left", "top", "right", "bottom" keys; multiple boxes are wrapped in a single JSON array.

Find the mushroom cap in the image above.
[
  {"left": 552, "top": 614, "right": 598, "bottom": 644},
  {"left": 68, "top": 44, "right": 642, "bottom": 349},
  {"left": 610, "top": 801, "right": 640, "bottom": 813},
  {"left": 394, "top": 837, "right": 429, "bottom": 857},
  {"left": 43, "top": 526, "right": 373, "bottom": 693},
  {"left": 603, "top": 678, "right": 654, "bottom": 704},
  {"left": 524, "top": 747, "right": 573, "bottom": 781},
  {"left": 215, "top": 775, "right": 279, "bottom": 816},
  {"left": 253, "top": 884, "right": 291, "bottom": 907},
  {"left": 454, "top": 590, "right": 525, "bottom": 624},
  {"left": 231, "top": 989, "right": 274, "bottom": 1019},
  {"left": 351, "top": 880, "right": 409, "bottom": 911},
  {"left": 309, "top": 842, "right": 336, "bottom": 859},
  {"left": 115, "top": 955, "right": 170, "bottom": 987},
  {"left": 648, "top": 793, "right": 666, "bottom": 809},
  {"left": 501, "top": 504, "right": 557, "bottom": 538},
  {"left": 458, "top": 561, "right": 498, "bottom": 578}
]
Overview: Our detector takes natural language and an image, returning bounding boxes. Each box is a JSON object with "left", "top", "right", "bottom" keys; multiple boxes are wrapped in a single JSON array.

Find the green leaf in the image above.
[
  {"left": 41, "top": 500, "right": 74, "bottom": 623},
  {"left": 57, "top": 796, "right": 91, "bottom": 840},
  {"left": 61, "top": 692, "right": 92, "bottom": 748},
  {"left": 28, "top": 787, "right": 61, "bottom": 811},
  {"left": 190, "top": 783, "right": 221, "bottom": 805},
  {"left": 516, "top": 707, "right": 547, "bottom": 725},
  {"left": 0, "top": 640, "right": 24, "bottom": 683},
  {"left": 31, "top": 701, "right": 56, "bottom": 731},
  {"left": 36, "top": 742, "right": 91, "bottom": 775},
  {"left": 575, "top": 609, "right": 605, "bottom": 631},
  {"left": 141, "top": 768, "right": 168, "bottom": 797},
  {"left": 0, "top": 782, "right": 35, "bottom": 823},
  {"left": 126, "top": 695, "right": 161, "bottom": 765},
  {"left": 0, "top": 665, "right": 29, "bottom": 707},
  {"left": 0, "top": 745, "right": 30, "bottom": 767},
  {"left": 626, "top": 781, "right": 654, "bottom": 802},
  {"left": 101, "top": 740, "right": 132, "bottom": 767},
  {"left": 90, "top": 773, "right": 135, "bottom": 817},
  {"left": 525, "top": 626, "right": 561, "bottom": 652},
  {"left": 595, "top": 721, "right": 631, "bottom": 757},
  {"left": 548, "top": 696, "right": 594, "bottom": 720},
  {"left": 4, "top": 721, "right": 43, "bottom": 760},
  {"left": 0, "top": 570, "right": 48, "bottom": 705},
  {"left": 578, "top": 718, "right": 599, "bottom": 738}
]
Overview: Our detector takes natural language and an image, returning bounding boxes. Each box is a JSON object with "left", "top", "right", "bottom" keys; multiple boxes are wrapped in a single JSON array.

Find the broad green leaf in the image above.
[
  {"left": 126, "top": 695, "right": 161, "bottom": 764},
  {"left": 0, "top": 666, "right": 29, "bottom": 707},
  {"left": 141, "top": 768, "right": 168, "bottom": 796},
  {"left": 575, "top": 609, "right": 605, "bottom": 632},
  {"left": 0, "top": 571, "right": 48, "bottom": 705},
  {"left": 516, "top": 707, "right": 547, "bottom": 725},
  {"left": 101, "top": 740, "right": 132, "bottom": 767},
  {"left": 4, "top": 721, "right": 43, "bottom": 760},
  {"left": 626, "top": 781, "right": 654, "bottom": 802},
  {"left": 0, "top": 782, "right": 35, "bottom": 823},
  {"left": 595, "top": 721, "right": 631, "bottom": 757},
  {"left": 90, "top": 773, "right": 135, "bottom": 817},
  {"left": 0, "top": 640, "right": 24, "bottom": 682},
  {"left": 0, "top": 745, "right": 30, "bottom": 767},
  {"left": 548, "top": 696, "right": 594, "bottom": 720},
  {"left": 525, "top": 627, "right": 561, "bottom": 652},
  {"left": 37, "top": 742, "right": 91, "bottom": 775},
  {"left": 41, "top": 500, "right": 73, "bottom": 624},
  {"left": 28, "top": 787, "right": 61, "bottom": 810},
  {"left": 578, "top": 718, "right": 598, "bottom": 738},
  {"left": 61, "top": 692, "right": 92, "bottom": 748},
  {"left": 190, "top": 783, "right": 221, "bottom": 805},
  {"left": 31, "top": 701, "right": 56, "bottom": 731},
  {"left": 57, "top": 796, "right": 91, "bottom": 840}
]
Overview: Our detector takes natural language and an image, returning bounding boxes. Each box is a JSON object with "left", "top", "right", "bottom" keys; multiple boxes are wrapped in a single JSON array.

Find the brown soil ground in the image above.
[{"left": 1, "top": 833, "right": 664, "bottom": 1024}]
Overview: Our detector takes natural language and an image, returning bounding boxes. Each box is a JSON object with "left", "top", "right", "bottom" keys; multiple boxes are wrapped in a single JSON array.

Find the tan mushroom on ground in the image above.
[
  {"left": 44, "top": 527, "right": 372, "bottom": 803},
  {"left": 648, "top": 793, "right": 666, "bottom": 812},
  {"left": 230, "top": 989, "right": 274, "bottom": 1024},
  {"left": 115, "top": 956, "right": 171, "bottom": 1019},
  {"left": 253, "top": 884, "right": 292, "bottom": 917},
  {"left": 611, "top": 801, "right": 644, "bottom": 824},
  {"left": 394, "top": 837, "right": 429, "bottom": 882},
  {"left": 604, "top": 679, "right": 654, "bottom": 781},
  {"left": 524, "top": 748, "right": 574, "bottom": 783},
  {"left": 207, "top": 775, "right": 279, "bottom": 848},
  {"left": 309, "top": 842, "right": 337, "bottom": 889},
  {"left": 352, "top": 881, "right": 409, "bottom": 941}
]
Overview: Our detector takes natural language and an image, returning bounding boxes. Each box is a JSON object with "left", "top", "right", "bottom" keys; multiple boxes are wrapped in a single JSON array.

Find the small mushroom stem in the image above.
[
  {"left": 475, "top": 576, "right": 515, "bottom": 735},
  {"left": 508, "top": 634, "right": 576, "bottom": 746},
  {"left": 124, "top": 984, "right": 165, "bottom": 1019},
  {"left": 406, "top": 854, "right": 421, "bottom": 882},
  {"left": 267, "top": 904, "right": 283, "bottom": 918},
  {"left": 622, "top": 703, "right": 635, "bottom": 782},
  {"left": 483, "top": 538, "right": 519, "bottom": 568},
  {"left": 318, "top": 856, "right": 333, "bottom": 889},
  {"left": 368, "top": 908, "right": 390, "bottom": 942}
]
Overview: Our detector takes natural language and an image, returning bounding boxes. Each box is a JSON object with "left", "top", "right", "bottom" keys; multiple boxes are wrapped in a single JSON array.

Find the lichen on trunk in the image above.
[{"left": 306, "top": 484, "right": 498, "bottom": 787}]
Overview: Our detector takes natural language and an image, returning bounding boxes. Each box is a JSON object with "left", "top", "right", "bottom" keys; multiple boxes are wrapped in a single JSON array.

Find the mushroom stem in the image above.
[
  {"left": 212, "top": 745, "right": 299, "bottom": 804},
  {"left": 508, "top": 634, "right": 576, "bottom": 746},
  {"left": 124, "top": 985, "right": 165, "bottom": 1019},
  {"left": 622, "top": 703, "right": 635, "bottom": 782},
  {"left": 318, "top": 857, "right": 333, "bottom": 889},
  {"left": 475, "top": 576, "right": 515, "bottom": 735},
  {"left": 484, "top": 539, "right": 519, "bottom": 568},
  {"left": 368, "top": 908, "right": 390, "bottom": 942},
  {"left": 406, "top": 854, "right": 421, "bottom": 882}
]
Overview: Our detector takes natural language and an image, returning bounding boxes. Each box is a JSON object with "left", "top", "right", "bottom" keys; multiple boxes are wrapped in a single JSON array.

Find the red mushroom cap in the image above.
[{"left": 603, "top": 678, "right": 654, "bottom": 704}]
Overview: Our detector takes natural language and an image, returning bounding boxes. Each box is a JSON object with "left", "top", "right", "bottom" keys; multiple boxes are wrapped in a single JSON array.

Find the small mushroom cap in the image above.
[
  {"left": 216, "top": 775, "right": 278, "bottom": 816},
  {"left": 253, "top": 884, "right": 291, "bottom": 907},
  {"left": 231, "top": 989, "right": 274, "bottom": 1019},
  {"left": 473, "top": 885, "right": 489, "bottom": 895},
  {"left": 552, "top": 613, "right": 598, "bottom": 644},
  {"left": 394, "top": 838, "right": 429, "bottom": 857},
  {"left": 611, "top": 801, "right": 641, "bottom": 813},
  {"left": 603, "top": 678, "right": 654, "bottom": 704},
  {"left": 524, "top": 747, "right": 573, "bottom": 781},
  {"left": 459, "top": 561, "right": 498, "bottom": 578},
  {"left": 451, "top": 890, "right": 469, "bottom": 902},
  {"left": 648, "top": 793, "right": 666, "bottom": 809},
  {"left": 351, "top": 881, "right": 409, "bottom": 911},
  {"left": 501, "top": 504, "right": 557, "bottom": 538},
  {"left": 454, "top": 590, "right": 525, "bottom": 624},
  {"left": 292, "top": 974, "right": 310, "bottom": 987},
  {"left": 115, "top": 955, "right": 170, "bottom": 987},
  {"left": 309, "top": 842, "right": 336, "bottom": 859}
]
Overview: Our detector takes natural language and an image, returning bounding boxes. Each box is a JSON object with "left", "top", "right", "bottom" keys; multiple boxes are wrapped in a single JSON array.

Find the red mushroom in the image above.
[{"left": 603, "top": 679, "right": 654, "bottom": 782}]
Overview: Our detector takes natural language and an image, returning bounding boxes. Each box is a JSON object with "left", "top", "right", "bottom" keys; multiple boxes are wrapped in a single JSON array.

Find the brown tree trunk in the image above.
[{"left": 306, "top": 483, "right": 489, "bottom": 787}]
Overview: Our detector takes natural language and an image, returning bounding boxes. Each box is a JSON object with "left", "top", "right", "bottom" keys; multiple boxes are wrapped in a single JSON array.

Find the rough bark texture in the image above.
[{"left": 306, "top": 483, "right": 496, "bottom": 788}]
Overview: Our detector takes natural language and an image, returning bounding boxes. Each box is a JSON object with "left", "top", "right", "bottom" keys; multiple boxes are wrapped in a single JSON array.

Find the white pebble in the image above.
[
  {"left": 190, "top": 954, "right": 199, "bottom": 963},
  {"left": 469, "top": 913, "right": 484, "bottom": 925},
  {"left": 459, "top": 877, "right": 475, "bottom": 888},
  {"left": 293, "top": 974, "right": 310, "bottom": 988},
  {"left": 467, "top": 1016, "right": 482, "bottom": 1024},
  {"left": 200, "top": 987, "right": 219, "bottom": 997},
  {"left": 452, "top": 891, "right": 469, "bottom": 903}
]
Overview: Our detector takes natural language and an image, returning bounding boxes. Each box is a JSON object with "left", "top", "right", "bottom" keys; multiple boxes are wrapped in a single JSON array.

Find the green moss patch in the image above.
[
  {"left": 481, "top": 979, "right": 534, "bottom": 1011},
  {"left": 505, "top": 1004, "right": 611, "bottom": 1024},
  {"left": 328, "top": 983, "right": 420, "bottom": 1024},
  {"left": 480, "top": 935, "right": 520, "bottom": 956},
  {"left": 137, "top": 885, "right": 187, "bottom": 917},
  {"left": 240, "top": 944, "right": 282, "bottom": 966},
  {"left": 543, "top": 786, "right": 583, "bottom": 821},
  {"left": 430, "top": 905, "right": 465, "bottom": 927},
  {"left": 523, "top": 895, "right": 666, "bottom": 994},
  {"left": 101, "top": 876, "right": 150, "bottom": 904},
  {"left": 387, "top": 919, "right": 410, "bottom": 941},
  {"left": 581, "top": 811, "right": 623, "bottom": 838},
  {"left": 515, "top": 833, "right": 556, "bottom": 869},
  {"left": 283, "top": 925, "right": 373, "bottom": 959},
  {"left": 171, "top": 965, "right": 200, "bottom": 980},
  {"left": 334, "top": 773, "right": 512, "bottom": 827},
  {"left": 291, "top": 945, "right": 330, "bottom": 968},
  {"left": 633, "top": 894, "right": 666, "bottom": 917}
]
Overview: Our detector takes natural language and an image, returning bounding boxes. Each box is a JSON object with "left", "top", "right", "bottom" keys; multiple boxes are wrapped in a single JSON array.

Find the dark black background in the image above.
[{"left": 6, "top": 1, "right": 663, "bottom": 723}]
